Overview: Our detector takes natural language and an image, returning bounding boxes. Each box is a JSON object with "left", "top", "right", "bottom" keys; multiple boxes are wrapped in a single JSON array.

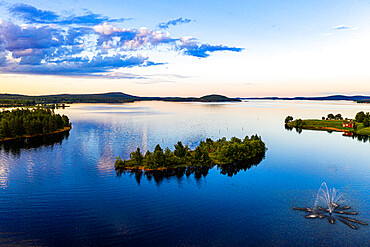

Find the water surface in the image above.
[{"left": 1, "top": 100, "right": 369, "bottom": 246}]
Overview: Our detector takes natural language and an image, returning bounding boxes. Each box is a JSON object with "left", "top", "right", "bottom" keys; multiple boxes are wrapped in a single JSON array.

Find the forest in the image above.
[
  {"left": 115, "top": 135, "right": 267, "bottom": 170},
  {"left": 0, "top": 108, "right": 71, "bottom": 140}
]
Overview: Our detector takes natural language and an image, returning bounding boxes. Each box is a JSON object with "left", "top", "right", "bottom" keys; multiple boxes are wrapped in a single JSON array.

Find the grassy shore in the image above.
[{"left": 287, "top": 119, "right": 370, "bottom": 136}]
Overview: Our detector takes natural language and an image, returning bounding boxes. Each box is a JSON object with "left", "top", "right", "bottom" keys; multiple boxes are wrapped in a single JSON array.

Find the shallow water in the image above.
[{"left": 0, "top": 100, "right": 369, "bottom": 246}]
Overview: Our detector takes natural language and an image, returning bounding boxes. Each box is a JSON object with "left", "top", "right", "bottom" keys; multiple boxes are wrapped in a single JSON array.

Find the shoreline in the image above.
[
  {"left": 0, "top": 126, "right": 72, "bottom": 142},
  {"left": 119, "top": 166, "right": 174, "bottom": 171},
  {"left": 299, "top": 126, "right": 352, "bottom": 133}
]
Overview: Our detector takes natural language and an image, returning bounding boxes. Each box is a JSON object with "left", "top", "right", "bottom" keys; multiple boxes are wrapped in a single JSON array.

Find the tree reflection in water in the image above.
[
  {"left": 0, "top": 131, "right": 70, "bottom": 156},
  {"left": 346, "top": 133, "right": 370, "bottom": 143},
  {"left": 116, "top": 154, "right": 265, "bottom": 185}
]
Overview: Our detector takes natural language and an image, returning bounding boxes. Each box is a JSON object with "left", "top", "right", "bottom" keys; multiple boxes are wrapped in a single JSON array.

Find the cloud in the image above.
[
  {"left": 0, "top": 4, "right": 243, "bottom": 77},
  {"left": 8, "top": 3, "right": 128, "bottom": 25},
  {"left": 178, "top": 37, "right": 243, "bottom": 58},
  {"left": 158, "top": 18, "right": 192, "bottom": 29},
  {"left": 332, "top": 25, "right": 350, "bottom": 30},
  {"left": 322, "top": 25, "right": 357, "bottom": 36}
]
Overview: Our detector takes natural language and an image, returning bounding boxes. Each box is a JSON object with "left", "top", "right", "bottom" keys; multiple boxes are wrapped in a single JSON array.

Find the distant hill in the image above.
[
  {"left": 240, "top": 95, "right": 370, "bottom": 102},
  {"left": 0, "top": 93, "right": 240, "bottom": 104},
  {"left": 199, "top": 94, "right": 240, "bottom": 102}
]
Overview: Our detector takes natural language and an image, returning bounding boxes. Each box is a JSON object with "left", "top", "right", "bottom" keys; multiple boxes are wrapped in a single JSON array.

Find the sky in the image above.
[{"left": 1, "top": 0, "right": 370, "bottom": 97}]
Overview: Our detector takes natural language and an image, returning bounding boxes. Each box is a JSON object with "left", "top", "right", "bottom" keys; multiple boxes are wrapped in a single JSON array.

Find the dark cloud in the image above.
[
  {"left": 8, "top": 3, "right": 128, "bottom": 25},
  {"left": 158, "top": 18, "right": 192, "bottom": 29},
  {"left": 1, "top": 22, "right": 63, "bottom": 51},
  {"left": 179, "top": 37, "right": 243, "bottom": 58},
  {"left": 182, "top": 44, "right": 243, "bottom": 58},
  {"left": 65, "top": 27, "right": 94, "bottom": 45},
  {"left": 0, "top": 54, "right": 158, "bottom": 76}
]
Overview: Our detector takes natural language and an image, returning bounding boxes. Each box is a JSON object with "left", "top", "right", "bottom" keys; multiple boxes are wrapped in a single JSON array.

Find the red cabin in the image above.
[{"left": 342, "top": 120, "right": 355, "bottom": 128}]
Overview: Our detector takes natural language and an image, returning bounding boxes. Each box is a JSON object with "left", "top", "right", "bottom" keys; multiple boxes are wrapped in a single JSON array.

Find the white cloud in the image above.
[{"left": 93, "top": 23, "right": 127, "bottom": 35}]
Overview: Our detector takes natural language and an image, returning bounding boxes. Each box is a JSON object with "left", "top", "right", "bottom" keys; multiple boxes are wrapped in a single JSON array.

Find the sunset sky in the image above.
[{"left": 1, "top": 0, "right": 370, "bottom": 97}]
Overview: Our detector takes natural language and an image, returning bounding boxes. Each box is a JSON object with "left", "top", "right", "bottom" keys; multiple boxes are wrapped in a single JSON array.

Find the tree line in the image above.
[
  {"left": 0, "top": 108, "right": 71, "bottom": 139},
  {"left": 324, "top": 113, "right": 343, "bottom": 120},
  {"left": 115, "top": 135, "right": 267, "bottom": 170},
  {"left": 0, "top": 99, "right": 36, "bottom": 107}
]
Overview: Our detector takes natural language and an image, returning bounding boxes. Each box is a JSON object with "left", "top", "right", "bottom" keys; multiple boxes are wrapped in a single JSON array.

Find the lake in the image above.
[{"left": 0, "top": 100, "right": 369, "bottom": 246}]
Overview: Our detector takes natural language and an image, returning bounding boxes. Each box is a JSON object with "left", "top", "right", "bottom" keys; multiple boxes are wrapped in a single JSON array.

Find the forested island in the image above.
[
  {"left": 115, "top": 135, "right": 267, "bottom": 171},
  {"left": 0, "top": 108, "right": 71, "bottom": 141},
  {"left": 0, "top": 92, "right": 241, "bottom": 104},
  {"left": 285, "top": 111, "right": 370, "bottom": 136},
  {"left": 357, "top": 99, "right": 370, "bottom": 103}
]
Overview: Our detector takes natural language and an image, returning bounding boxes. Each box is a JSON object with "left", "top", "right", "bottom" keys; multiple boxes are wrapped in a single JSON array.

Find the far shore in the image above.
[{"left": 0, "top": 126, "right": 72, "bottom": 142}]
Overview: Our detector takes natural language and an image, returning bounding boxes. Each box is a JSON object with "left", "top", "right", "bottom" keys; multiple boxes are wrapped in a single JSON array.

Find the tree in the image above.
[
  {"left": 293, "top": 119, "right": 305, "bottom": 128},
  {"left": 62, "top": 115, "right": 70, "bottom": 127},
  {"left": 164, "top": 147, "right": 178, "bottom": 167},
  {"left": 335, "top": 113, "right": 343, "bottom": 120},
  {"left": 194, "top": 146, "right": 212, "bottom": 165},
  {"left": 174, "top": 141, "right": 188, "bottom": 158},
  {"left": 114, "top": 156, "right": 128, "bottom": 168},
  {"left": 364, "top": 118, "right": 370, "bottom": 127},
  {"left": 153, "top": 146, "right": 165, "bottom": 167},
  {"left": 154, "top": 144, "right": 162, "bottom": 153},
  {"left": 355, "top": 111, "right": 365, "bottom": 123},
  {"left": 285, "top": 116, "right": 293, "bottom": 124},
  {"left": 230, "top": 137, "right": 242, "bottom": 143},
  {"left": 130, "top": 147, "right": 143, "bottom": 165},
  {"left": 327, "top": 113, "right": 335, "bottom": 120}
]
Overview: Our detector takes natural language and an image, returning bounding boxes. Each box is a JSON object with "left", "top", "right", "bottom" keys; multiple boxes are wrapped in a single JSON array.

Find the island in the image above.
[
  {"left": 285, "top": 111, "right": 370, "bottom": 136},
  {"left": 0, "top": 108, "right": 71, "bottom": 142},
  {"left": 115, "top": 135, "right": 267, "bottom": 171}
]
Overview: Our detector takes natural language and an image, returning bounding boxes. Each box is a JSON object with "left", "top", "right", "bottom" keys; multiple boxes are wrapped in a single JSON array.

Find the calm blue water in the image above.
[{"left": 0, "top": 100, "right": 369, "bottom": 246}]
